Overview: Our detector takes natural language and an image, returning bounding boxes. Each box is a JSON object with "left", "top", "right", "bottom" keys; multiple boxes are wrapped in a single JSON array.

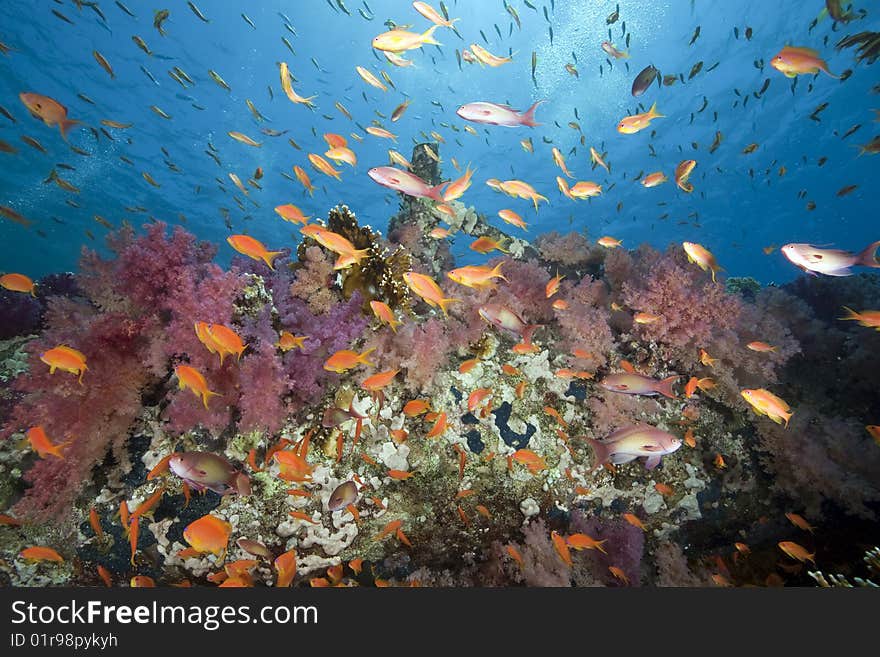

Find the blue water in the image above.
[{"left": 0, "top": 0, "right": 876, "bottom": 282}]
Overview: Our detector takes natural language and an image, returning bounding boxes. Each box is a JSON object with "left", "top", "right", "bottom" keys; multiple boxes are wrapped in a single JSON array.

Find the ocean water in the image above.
[
  {"left": 0, "top": 0, "right": 876, "bottom": 281},
  {"left": 1, "top": 1, "right": 879, "bottom": 589}
]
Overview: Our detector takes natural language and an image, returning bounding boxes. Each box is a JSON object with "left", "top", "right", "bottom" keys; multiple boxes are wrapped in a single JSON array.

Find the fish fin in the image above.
[
  {"left": 521, "top": 324, "right": 542, "bottom": 345},
  {"left": 264, "top": 250, "right": 284, "bottom": 270},
  {"left": 655, "top": 375, "right": 679, "bottom": 399},
  {"left": 521, "top": 99, "right": 546, "bottom": 127},
  {"left": 421, "top": 25, "right": 442, "bottom": 47},
  {"left": 648, "top": 101, "right": 664, "bottom": 118},
  {"left": 427, "top": 182, "right": 448, "bottom": 203},
  {"left": 492, "top": 261, "right": 508, "bottom": 281},
  {"left": 839, "top": 306, "right": 860, "bottom": 321},
  {"left": 857, "top": 241, "right": 880, "bottom": 268},
  {"left": 437, "top": 296, "right": 461, "bottom": 317},
  {"left": 59, "top": 118, "right": 81, "bottom": 142},
  {"left": 586, "top": 438, "right": 610, "bottom": 472},
  {"left": 358, "top": 347, "right": 377, "bottom": 367},
  {"left": 644, "top": 455, "right": 661, "bottom": 470}
]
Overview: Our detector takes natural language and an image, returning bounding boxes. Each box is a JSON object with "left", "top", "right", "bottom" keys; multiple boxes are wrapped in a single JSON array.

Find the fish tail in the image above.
[
  {"left": 821, "top": 62, "right": 840, "bottom": 79},
  {"left": 492, "top": 261, "right": 508, "bottom": 281},
  {"left": 264, "top": 250, "right": 284, "bottom": 270},
  {"left": 201, "top": 390, "right": 220, "bottom": 409},
  {"left": 358, "top": 347, "right": 377, "bottom": 367},
  {"left": 521, "top": 99, "right": 546, "bottom": 127},
  {"left": 783, "top": 411, "right": 793, "bottom": 428},
  {"left": 59, "top": 118, "right": 80, "bottom": 142},
  {"left": 437, "top": 296, "right": 461, "bottom": 317},
  {"left": 839, "top": 306, "right": 861, "bottom": 321},
  {"left": 586, "top": 437, "right": 610, "bottom": 472},
  {"left": 427, "top": 182, "right": 448, "bottom": 203},
  {"left": 655, "top": 375, "right": 679, "bottom": 399},
  {"left": 857, "top": 241, "right": 880, "bottom": 268},
  {"left": 422, "top": 25, "right": 442, "bottom": 47},
  {"left": 521, "top": 324, "right": 542, "bottom": 345}
]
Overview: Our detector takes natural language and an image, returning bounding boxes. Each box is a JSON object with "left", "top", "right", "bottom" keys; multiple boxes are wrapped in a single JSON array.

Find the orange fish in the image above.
[
  {"left": 25, "top": 425, "right": 71, "bottom": 459},
  {"left": 498, "top": 208, "right": 528, "bottom": 230},
  {"left": 130, "top": 575, "right": 156, "bottom": 587},
  {"left": 0, "top": 273, "right": 36, "bottom": 296},
  {"left": 443, "top": 165, "right": 475, "bottom": 202},
  {"left": 654, "top": 482, "right": 674, "bottom": 496},
  {"left": 175, "top": 365, "right": 219, "bottom": 408},
  {"left": 634, "top": 312, "right": 661, "bottom": 324},
  {"left": 699, "top": 349, "right": 717, "bottom": 366},
  {"left": 608, "top": 566, "right": 630, "bottom": 585},
  {"left": 551, "top": 530, "right": 572, "bottom": 566},
  {"left": 403, "top": 271, "right": 460, "bottom": 316},
  {"left": 839, "top": 307, "right": 880, "bottom": 331},
  {"left": 274, "top": 204, "right": 311, "bottom": 224},
  {"left": 40, "top": 345, "right": 88, "bottom": 383},
  {"left": 468, "top": 387, "right": 493, "bottom": 412},
  {"left": 567, "top": 533, "right": 608, "bottom": 554},
  {"left": 227, "top": 235, "right": 283, "bottom": 270},
  {"left": 184, "top": 514, "right": 232, "bottom": 558},
  {"left": 374, "top": 519, "right": 403, "bottom": 542},
  {"left": 506, "top": 544, "right": 525, "bottom": 569},
  {"left": 447, "top": 263, "right": 507, "bottom": 290},
  {"left": 867, "top": 425, "right": 880, "bottom": 446},
  {"left": 19, "top": 92, "right": 80, "bottom": 141},
  {"left": 641, "top": 171, "right": 668, "bottom": 187},
  {"left": 683, "top": 241, "right": 721, "bottom": 282},
  {"left": 770, "top": 46, "right": 838, "bottom": 78},
  {"left": 277, "top": 331, "right": 308, "bottom": 352},
  {"left": 274, "top": 549, "right": 297, "bottom": 587},
  {"left": 512, "top": 449, "right": 547, "bottom": 474},
  {"left": 348, "top": 557, "right": 363, "bottom": 575},
  {"left": 89, "top": 507, "right": 104, "bottom": 540},
  {"left": 470, "top": 236, "right": 510, "bottom": 255},
  {"left": 734, "top": 542, "right": 751, "bottom": 555},
  {"left": 293, "top": 165, "right": 315, "bottom": 195},
  {"left": 361, "top": 369, "right": 399, "bottom": 392},
  {"left": 0, "top": 514, "right": 23, "bottom": 526},
  {"left": 778, "top": 541, "right": 815, "bottom": 564},
  {"left": 785, "top": 512, "right": 815, "bottom": 533},
  {"left": 684, "top": 428, "right": 696, "bottom": 448},
  {"left": 674, "top": 160, "right": 697, "bottom": 193},
  {"left": 597, "top": 236, "right": 623, "bottom": 249},
  {"left": 713, "top": 453, "right": 727, "bottom": 469},
  {"left": 617, "top": 102, "right": 663, "bottom": 134},
  {"left": 747, "top": 341, "right": 778, "bottom": 353},
  {"left": 324, "top": 347, "right": 376, "bottom": 373},
  {"left": 370, "top": 300, "right": 402, "bottom": 332},
  {"left": 622, "top": 513, "right": 646, "bottom": 531},
  {"left": 274, "top": 450, "right": 314, "bottom": 482},
  {"left": 403, "top": 399, "right": 431, "bottom": 416},
  {"left": 426, "top": 411, "right": 448, "bottom": 438},
  {"left": 301, "top": 224, "right": 371, "bottom": 270},
  {"left": 206, "top": 324, "right": 246, "bottom": 362},
  {"left": 97, "top": 564, "right": 113, "bottom": 586},
  {"left": 545, "top": 272, "right": 565, "bottom": 298},
  {"left": 387, "top": 469, "right": 414, "bottom": 480},
  {"left": 741, "top": 388, "right": 793, "bottom": 427},
  {"left": 458, "top": 358, "right": 480, "bottom": 373},
  {"left": 20, "top": 546, "right": 64, "bottom": 562},
  {"left": 308, "top": 152, "right": 342, "bottom": 180},
  {"left": 129, "top": 515, "right": 140, "bottom": 565}
]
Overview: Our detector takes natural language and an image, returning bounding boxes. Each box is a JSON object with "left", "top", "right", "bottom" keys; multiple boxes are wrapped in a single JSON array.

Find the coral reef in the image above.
[{"left": 1, "top": 208, "right": 878, "bottom": 588}]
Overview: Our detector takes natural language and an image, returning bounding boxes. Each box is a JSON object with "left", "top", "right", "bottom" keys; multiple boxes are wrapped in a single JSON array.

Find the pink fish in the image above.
[
  {"left": 599, "top": 373, "right": 679, "bottom": 399},
  {"left": 478, "top": 304, "right": 541, "bottom": 344},
  {"left": 456, "top": 101, "right": 545, "bottom": 127},
  {"left": 367, "top": 166, "right": 447, "bottom": 201},
  {"left": 586, "top": 425, "right": 682, "bottom": 472},
  {"left": 169, "top": 452, "right": 251, "bottom": 496},
  {"left": 781, "top": 241, "right": 879, "bottom": 276}
]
